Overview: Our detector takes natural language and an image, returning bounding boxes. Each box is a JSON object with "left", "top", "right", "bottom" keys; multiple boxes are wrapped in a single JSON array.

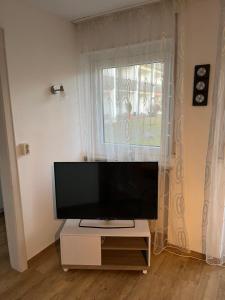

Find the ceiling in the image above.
[{"left": 28, "top": 0, "right": 157, "bottom": 22}]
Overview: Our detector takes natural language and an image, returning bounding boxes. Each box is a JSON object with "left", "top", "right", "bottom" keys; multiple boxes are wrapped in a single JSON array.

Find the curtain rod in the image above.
[{"left": 72, "top": 0, "right": 160, "bottom": 24}]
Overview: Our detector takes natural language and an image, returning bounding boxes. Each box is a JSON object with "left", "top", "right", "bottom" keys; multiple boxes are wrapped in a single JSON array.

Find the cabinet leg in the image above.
[
  {"left": 142, "top": 270, "right": 147, "bottom": 275},
  {"left": 63, "top": 268, "right": 69, "bottom": 272}
]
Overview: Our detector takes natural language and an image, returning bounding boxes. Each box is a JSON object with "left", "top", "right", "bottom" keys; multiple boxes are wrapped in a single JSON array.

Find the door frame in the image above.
[{"left": 0, "top": 28, "right": 27, "bottom": 272}]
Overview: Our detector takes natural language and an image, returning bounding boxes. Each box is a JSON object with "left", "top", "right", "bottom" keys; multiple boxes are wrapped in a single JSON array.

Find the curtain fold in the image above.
[
  {"left": 75, "top": 0, "right": 188, "bottom": 253},
  {"left": 154, "top": 0, "right": 188, "bottom": 253},
  {"left": 203, "top": 0, "right": 225, "bottom": 265}
]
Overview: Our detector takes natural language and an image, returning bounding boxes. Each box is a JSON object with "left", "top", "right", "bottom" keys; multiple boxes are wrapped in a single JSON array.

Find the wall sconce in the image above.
[{"left": 50, "top": 85, "right": 64, "bottom": 95}]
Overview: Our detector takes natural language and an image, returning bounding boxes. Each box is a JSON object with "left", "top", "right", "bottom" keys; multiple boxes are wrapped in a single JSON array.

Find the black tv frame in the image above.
[{"left": 54, "top": 162, "right": 158, "bottom": 224}]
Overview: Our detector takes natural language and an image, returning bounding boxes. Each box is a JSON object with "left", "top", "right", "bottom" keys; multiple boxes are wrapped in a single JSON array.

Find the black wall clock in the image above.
[{"left": 192, "top": 64, "right": 210, "bottom": 106}]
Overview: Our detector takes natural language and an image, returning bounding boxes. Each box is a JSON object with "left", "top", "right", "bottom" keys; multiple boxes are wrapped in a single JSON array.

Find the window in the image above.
[
  {"left": 85, "top": 41, "right": 172, "bottom": 161},
  {"left": 102, "top": 62, "right": 164, "bottom": 147}
]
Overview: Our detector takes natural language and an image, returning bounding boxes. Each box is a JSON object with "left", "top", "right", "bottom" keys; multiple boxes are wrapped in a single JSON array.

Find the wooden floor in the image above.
[{"left": 0, "top": 217, "right": 225, "bottom": 300}]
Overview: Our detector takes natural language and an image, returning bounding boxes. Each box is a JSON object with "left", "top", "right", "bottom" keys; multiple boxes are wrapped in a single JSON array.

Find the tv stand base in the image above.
[
  {"left": 60, "top": 219, "right": 151, "bottom": 273},
  {"left": 79, "top": 219, "right": 135, "bottom": 229}
]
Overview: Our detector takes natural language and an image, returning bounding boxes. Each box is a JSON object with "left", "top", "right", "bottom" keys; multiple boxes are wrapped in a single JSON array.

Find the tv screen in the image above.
[{"left": 54, "top": 162, "right": 158, "bottom": 220}]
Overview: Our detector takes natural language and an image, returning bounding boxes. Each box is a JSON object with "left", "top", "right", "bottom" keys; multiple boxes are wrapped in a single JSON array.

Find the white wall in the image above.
[
  {"left": 0, "top": 0, "right": 80, "bottom": 259},
  {"left": 183, "top": 0, "right": 220, "bottom": 253},
  {"left": 0, "top": 0, "right": 221, "bottom": 259}
]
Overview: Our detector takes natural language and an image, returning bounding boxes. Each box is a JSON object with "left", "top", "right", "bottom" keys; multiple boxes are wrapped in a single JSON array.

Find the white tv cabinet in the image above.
[{"left": 60, "top": 219, "right": 151, "bottom": 274}]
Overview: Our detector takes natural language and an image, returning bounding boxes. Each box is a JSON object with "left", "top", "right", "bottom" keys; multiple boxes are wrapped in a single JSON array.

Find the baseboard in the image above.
[
  {"left": 150, "top": 231, "right": 205, "bottom": 260},
  {"left": 166, "top": 243, "right": 206, "bottom": 260},
  {"left": 28, "top": 236, "right": 206, "bottom": 268},
  {"left": 28, "top": 239, "right": 60, "bottom": 267}
]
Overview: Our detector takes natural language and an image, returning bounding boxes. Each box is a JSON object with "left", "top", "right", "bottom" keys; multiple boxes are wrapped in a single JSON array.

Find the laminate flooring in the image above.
[{"left": 0, "top": 217, "right": 224, "bottom": 300}]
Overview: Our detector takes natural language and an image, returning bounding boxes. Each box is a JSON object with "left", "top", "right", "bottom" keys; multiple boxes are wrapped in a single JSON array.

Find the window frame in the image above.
[{"left": 87, "top": 40, "right": 173, "bottom": 161}]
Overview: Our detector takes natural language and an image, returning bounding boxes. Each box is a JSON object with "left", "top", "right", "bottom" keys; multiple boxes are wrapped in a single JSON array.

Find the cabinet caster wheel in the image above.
[
  {"left": 63, "top": 268, "right": 69, "bottom": 272},
  {"left": 142, "top": 270, "right": 147, "bottom": 275}
]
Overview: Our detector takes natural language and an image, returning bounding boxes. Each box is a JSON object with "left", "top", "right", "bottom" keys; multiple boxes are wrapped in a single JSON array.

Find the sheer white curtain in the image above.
[
  {"left": 203, "top": 0, "right": 225, "bottom": 265},
  {"left": 75, "top": 0, "right": 188, "bottom": 253},
  {"left": 154, "top": 1, "right": 188, "bottom": 253}
]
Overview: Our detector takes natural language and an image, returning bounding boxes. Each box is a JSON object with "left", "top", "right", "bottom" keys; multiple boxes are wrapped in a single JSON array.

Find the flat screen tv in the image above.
[{"left": 54, "top": 162, "right": 158, "bottom": 220}]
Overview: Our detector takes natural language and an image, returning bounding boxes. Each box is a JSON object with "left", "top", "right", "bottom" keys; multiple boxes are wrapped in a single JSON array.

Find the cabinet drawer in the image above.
[{"left": 61, "top": 235, "right": 101, "bottom": 266}]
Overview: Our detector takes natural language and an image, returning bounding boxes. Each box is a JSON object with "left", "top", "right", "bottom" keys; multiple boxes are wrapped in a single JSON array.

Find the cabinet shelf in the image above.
[
  {"left": 102, "top": 237, "right": 148, "bottom": 251},
  {"left": 102, "top": 250, "right": 148, "bottom": 268}
]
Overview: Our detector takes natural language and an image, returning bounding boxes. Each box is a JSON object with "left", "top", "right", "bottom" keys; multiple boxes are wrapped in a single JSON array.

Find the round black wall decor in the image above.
[{"left": 192, "top": 64, "right": 210, "bottom": 106}]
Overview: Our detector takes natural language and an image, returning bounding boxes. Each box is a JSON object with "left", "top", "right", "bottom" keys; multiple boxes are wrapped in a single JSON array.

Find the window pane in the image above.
[{"left": 102, "top": 62, "right": 164, "bottom": 147}]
